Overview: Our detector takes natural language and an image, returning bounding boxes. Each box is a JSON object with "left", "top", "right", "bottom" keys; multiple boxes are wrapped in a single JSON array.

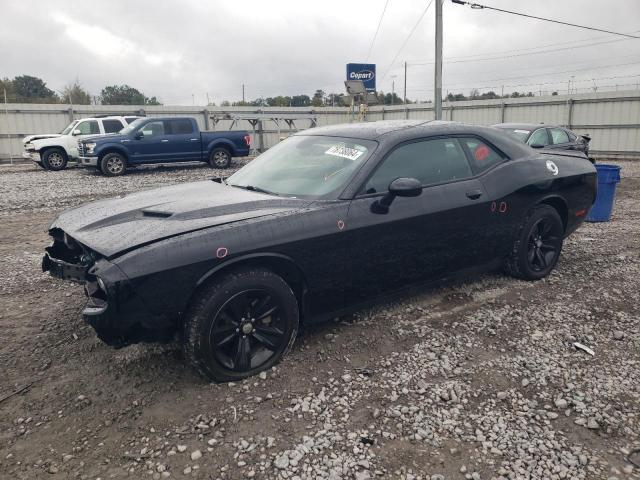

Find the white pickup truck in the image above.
[{"left": 23, "top": 115, "right": 141, "bottom": 170}]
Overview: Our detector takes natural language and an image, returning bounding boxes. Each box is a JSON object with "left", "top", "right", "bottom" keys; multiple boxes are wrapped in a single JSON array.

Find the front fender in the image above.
[{"left": 96, "top": 143, "right": 130, "bottom": 159}]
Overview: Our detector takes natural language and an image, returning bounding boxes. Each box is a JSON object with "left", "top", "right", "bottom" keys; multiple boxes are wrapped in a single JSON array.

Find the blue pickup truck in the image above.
[{"left": 77, "top": 117, "right": 251, "bottom": 176}]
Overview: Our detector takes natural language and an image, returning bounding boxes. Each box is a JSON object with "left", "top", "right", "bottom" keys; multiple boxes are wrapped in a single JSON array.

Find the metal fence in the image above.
[{"left": 1, "top": 90, "right": 639, "bottom": 162}]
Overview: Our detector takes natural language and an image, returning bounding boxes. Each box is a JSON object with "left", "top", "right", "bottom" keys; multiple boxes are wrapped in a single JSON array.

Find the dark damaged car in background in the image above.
[
  {"left": 493, "top": 123, "right": 593, "bottom": 161},
  {"left": 43, "top": 120, "right": 597, "bottom": 381}
]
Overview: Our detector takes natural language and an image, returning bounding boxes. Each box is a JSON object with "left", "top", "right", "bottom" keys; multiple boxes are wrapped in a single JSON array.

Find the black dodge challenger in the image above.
[{"left": 43, "top": 120, "right": 597, "bottom": 381}]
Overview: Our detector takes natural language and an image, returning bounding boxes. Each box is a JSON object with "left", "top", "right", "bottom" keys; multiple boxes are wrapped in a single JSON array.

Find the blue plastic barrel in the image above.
[{"left": 586, "top": 164, "right": 621, "bottom": 222}]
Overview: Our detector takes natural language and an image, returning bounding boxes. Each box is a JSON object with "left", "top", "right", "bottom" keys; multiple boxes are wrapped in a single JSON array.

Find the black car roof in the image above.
[
  {"left": 493, "top": 123, "right": 560, "bottom": 130},
  {"left": 294, "top": 120, "right": 534, "bottom": 160}
]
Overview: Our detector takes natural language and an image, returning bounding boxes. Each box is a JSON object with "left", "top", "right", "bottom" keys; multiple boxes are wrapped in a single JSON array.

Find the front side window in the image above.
[
  {"left": 461, "top": 137, "right": 505, "bottom": 174},
  {"left": 364, "top": 138, "right": 472, "bottom": 194},
  {"left": 141, "top": 121, "right": 165, "bottom": 138},
  {"left": 75, "top": 120, "right": 100, "bottom": 135},
  {"left": 550, "top": 128, "right": 570, "bottom": 145},
  {"left": 103, "top": 119, "right": 124, "bottom": 134},
  {"left": 227, "top": 135, "right": 376, "bottom": 198},
  {"left": 527, "top": 128, "right": 549, "bottom": 146}
]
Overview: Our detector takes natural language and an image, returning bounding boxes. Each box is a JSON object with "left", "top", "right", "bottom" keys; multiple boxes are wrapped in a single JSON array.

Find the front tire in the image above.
[
  {"left": 41, "top": 148, "right": 68, "bottom": 171},
  {"left": 209, "top": 147, "right": 232, "bottom": 169},
  {"left": 100, "top": 152, "right": 127, "bottom": 176},
  {"left": 506, "top": 205, "right": 564, "bottom": 280},
  {"left": 184, "top": 268, "right": 299, "bottom": 382}
]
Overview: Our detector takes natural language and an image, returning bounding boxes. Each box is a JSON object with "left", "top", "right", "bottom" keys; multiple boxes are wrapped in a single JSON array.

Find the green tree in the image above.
[
  {"left": 0, "top": 77, "right": 16, "bottom": 102},
  {"left": 12, "top": 75, "right": 58, "bottom": 103},
  {"left": 291, "top": 95, "right": 311, "bottom": 107},
  {"left": 311, "top": 89, "right": 325, "bottom": 107},
  {"left": 100, "top": 84, "right": 160, "bottom": 105},
  {"left": 61, "top": 80, "right": 91, "bottom": 105}
]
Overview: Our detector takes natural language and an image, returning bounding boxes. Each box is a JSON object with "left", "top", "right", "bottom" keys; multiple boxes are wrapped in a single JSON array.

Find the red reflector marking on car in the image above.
[
  {"left": 337, "top": 220, "right": 345, "bottom": 230},
  {"left": 575, "top": 209, "right": 587, "bottom": 217},
  {"left": 244, "top": 135, "right": 251, "bottom": 146},
  {"left": 216, "top": 247, "right": 228, "bottom": 258},
  {"left": 475, "top": 145, "right": 490, "bottom": 161},
  {"left": 499, "top": 201, "right": 508, "bottom": 213}
]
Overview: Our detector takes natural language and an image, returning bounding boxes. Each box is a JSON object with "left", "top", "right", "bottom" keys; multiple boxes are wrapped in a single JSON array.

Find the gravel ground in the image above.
[{"left": 0, "top": 160, "right": 638, "bottom": 480}]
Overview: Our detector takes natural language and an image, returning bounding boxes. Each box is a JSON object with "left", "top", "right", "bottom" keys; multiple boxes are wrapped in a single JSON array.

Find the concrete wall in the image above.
[{"left": 1, "top": 90, "right": 639, "bottom": 161}]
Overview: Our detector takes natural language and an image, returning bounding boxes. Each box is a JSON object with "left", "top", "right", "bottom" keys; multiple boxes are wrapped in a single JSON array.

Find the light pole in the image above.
[
  {"left": 391, "top": 75, "right": 397, "bottom": 105},
  {"left": 434, "top": 0, "right": 443, "bottom": 119}
]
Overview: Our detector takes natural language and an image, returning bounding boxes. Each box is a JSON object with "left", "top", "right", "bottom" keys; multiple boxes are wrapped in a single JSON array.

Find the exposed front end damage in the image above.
[{"left": 43, "top": 228, "right": 175, "bottom": 347}]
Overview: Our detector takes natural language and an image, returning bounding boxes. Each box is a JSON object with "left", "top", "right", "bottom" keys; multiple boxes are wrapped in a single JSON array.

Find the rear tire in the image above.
[
  {"left": 41, "top": 148, "right": 68, "bottom": 171},
  {"left": 100, "top": 152, "right": 127, "bottom": 176},
  {"left": 183, "top": 267, "right": 299, "bottom": 382},
  {"left": 209, "top": 147, "right": 232, "bottom": 169},
  {"left": 506, "top": 204, "right": 564, "bottom": 280}
]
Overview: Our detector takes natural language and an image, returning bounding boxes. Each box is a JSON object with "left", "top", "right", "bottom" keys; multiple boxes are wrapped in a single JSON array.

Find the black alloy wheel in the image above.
[
  {"left": 209, "top": 147, "right": 232, "bottom": 169},
  {"left": 526, "top": 217, "right": 561, "bottom": 272},
  {"left": 210, "top": 289, "right": 287, "bottom": 372},
  {"left": 184, "top": 267, "right": 298, "bottom": 382},
  {"left": 506, "top": 204, "right": 564, "bottom": 280}
]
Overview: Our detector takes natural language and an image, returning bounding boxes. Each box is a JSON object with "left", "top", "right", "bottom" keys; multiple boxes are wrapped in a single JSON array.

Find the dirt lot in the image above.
[{"left": 0, "top": 160, "right": 638, "bottom": 480}]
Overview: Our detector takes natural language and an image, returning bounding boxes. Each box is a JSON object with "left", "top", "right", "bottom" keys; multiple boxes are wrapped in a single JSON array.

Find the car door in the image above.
[
  {"left": 344, "top": 136, "right": 495, "bottom": 302},
  {"left": 130, "top": 120, "right": 172, "bottom": 163},
  {"left": 69, "top": 119, "right": 101, "bottom": 157},
  {"left": 164, "top": 119, "right": 201, "bottom": 161}
]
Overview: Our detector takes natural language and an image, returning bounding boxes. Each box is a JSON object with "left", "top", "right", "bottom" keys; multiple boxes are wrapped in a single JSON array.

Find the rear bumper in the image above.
[{"left": 78, "top": 156, "right": 98, "bottom": 167}]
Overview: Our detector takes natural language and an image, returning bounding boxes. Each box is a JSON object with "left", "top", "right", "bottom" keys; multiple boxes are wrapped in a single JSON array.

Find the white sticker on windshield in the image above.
[
  {"left": 325, "top": 145, "right": 365, "bottom": 161},
  {"left": 514, "top": 129, "right": 531, "bottom": 134}
]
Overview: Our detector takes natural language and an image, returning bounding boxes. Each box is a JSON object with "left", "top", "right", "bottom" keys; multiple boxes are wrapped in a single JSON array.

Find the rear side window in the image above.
[
  {"left": 124, "top": 117, "right": 139, "bottom": 124},
  {"left": 103, "top": 119, "right": 124, "bottom": 133},
  {"left": 460, "top": 137, "right": 505, "bottom": 174},
  {"left": 75, "top": 120, "right": 100, "bottom": 135},
  {"left": 168, "top": 119, "right": 194, "bottom": 134},
  {"left": 550, "top": 128, "right": 570, "bottom": 145},
  {"left": 364, "top": 138, "right": 472, "bottom": 193}
]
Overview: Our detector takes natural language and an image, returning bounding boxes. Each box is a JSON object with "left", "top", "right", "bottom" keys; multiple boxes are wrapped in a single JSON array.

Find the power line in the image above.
[
  {"left": 380, "top": 0, "right": 435, "bottom": 83},
  {"left": 366, "top": 0, "right": 391, "bottom": 62},
  {"left": 408, "top": 36, "right": 637, "bottom": 66},
  {"left": 451, "top": 0, "right": 640, "bottom": 39}
]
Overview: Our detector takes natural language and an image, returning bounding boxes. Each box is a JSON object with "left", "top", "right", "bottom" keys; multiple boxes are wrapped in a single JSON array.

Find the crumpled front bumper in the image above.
[{"left": 43, "top": 231, "right": 172, "bottom": 347}]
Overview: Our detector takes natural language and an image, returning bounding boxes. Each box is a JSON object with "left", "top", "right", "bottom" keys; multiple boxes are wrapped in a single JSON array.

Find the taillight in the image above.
[{"left": 244, "top": 135, "right": 251, "bottom": 147}]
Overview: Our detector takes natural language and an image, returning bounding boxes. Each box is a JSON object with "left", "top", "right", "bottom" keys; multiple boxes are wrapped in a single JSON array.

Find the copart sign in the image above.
[{"left": 346, "top": 63, "right": 376, "bottom": 92}]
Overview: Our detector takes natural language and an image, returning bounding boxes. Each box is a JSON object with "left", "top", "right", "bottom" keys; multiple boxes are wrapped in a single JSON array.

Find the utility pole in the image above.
[
  {"left": 434, "top": 0, "right": 443, "bottom": 119},
  {"left": 391, "top": 75, "right": 397, "bottom": 105},
  {"left": 4, "top": 88, "right": 13, "bottom": 165},
  {"left": 242, "top": 84, "right": 245, "bottom": 103},
  {"left": 206, "top": 92, "right": 210, "bottom": 105},
  {"left": 404, "top": 61, "right": 407, "bottom": 104}
]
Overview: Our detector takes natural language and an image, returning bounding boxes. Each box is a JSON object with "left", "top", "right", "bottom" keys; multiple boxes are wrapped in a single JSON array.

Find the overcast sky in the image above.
[{"left": 2, "top": 0, "right": 639, "bottom": 105}]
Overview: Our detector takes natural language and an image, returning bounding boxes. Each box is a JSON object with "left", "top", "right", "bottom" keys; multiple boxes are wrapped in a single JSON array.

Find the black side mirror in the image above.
[
  {"left": 134, "top": 131, "right": 144, "bottom": 140},
  {"left": 529, "top": 143, "right": 545, "bottom": 149},
  {"left": 371, "top": 177, "right": 422, "bottom": 214}
]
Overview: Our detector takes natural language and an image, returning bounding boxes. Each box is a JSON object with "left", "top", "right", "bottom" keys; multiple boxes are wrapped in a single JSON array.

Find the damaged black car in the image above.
[{"left": 43, "top": 121, "right": 597, "bottom": 381}]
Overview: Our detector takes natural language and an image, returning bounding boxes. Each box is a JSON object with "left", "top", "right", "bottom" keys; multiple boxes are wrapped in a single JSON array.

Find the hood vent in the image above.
[{"left": 142, "top": 210, "right": 172, "bottom": 219}]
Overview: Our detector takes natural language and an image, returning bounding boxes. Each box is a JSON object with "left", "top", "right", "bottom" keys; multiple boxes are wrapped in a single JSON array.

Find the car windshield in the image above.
[
  {"left": 500, "top": 128, "right": 531, "bottom": 142},
  {"left": 60, "top": 120, "right": 78, "bottom": 135},
  {"left": 227, "top": 135, "right": 377, "bottom": 198},
  {"left": 119, "top": 118, "right": 146, "bottom": 135}
]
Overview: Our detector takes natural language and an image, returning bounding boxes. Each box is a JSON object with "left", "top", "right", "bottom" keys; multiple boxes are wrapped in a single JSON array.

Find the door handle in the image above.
[
  {"left": 466, "top": 189, "right": 483, "bottom": 200},
  {"left": 189, "top": 138, "right": 199, "bottom": 141},
  {"left": 161, "top": 139, "right": 169, "bottom": 143}
]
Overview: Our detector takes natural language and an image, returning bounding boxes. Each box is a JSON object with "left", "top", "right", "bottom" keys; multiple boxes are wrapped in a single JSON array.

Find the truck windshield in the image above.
[
  {"left": 120, "top": 118, "right": 146, "bottom": 135},
  {"left": 60, "top": 121, "right": 79, "bottom": 135},
  {"left": 227, "top": 135, "right": 377, "bottom": 199}
]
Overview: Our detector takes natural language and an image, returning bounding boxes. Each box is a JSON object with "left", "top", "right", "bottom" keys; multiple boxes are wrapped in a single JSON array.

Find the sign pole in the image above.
[{"left": 4, "top": 88, "right": 13, "bottom": 165}]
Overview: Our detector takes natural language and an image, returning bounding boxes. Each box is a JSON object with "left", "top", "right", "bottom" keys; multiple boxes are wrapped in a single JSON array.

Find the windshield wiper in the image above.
[{"left": 228, "top": 184, "right": 279, "bottom": 196}]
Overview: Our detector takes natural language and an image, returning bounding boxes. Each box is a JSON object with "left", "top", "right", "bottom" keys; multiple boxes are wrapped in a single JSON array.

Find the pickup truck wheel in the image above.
[
  {"left": 209, "top": 148, "right": 232, "bottom": 169},
  {"left": 505, "top": 205, "right": 564, "bottom": 280},
  {"left": 183, "top": 267, "right": 299, "bottom": 382},
  {"left": 100, "top": 152, "right": 127, "bottom": 176},
  {"left": 42, "top": 148, "right": 68, "bottom": 171}
]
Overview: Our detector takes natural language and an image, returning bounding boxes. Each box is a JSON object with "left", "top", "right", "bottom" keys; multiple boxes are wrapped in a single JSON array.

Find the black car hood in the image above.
[{"left": 51, "top": 181, "right": 309, "bottom": 258}]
